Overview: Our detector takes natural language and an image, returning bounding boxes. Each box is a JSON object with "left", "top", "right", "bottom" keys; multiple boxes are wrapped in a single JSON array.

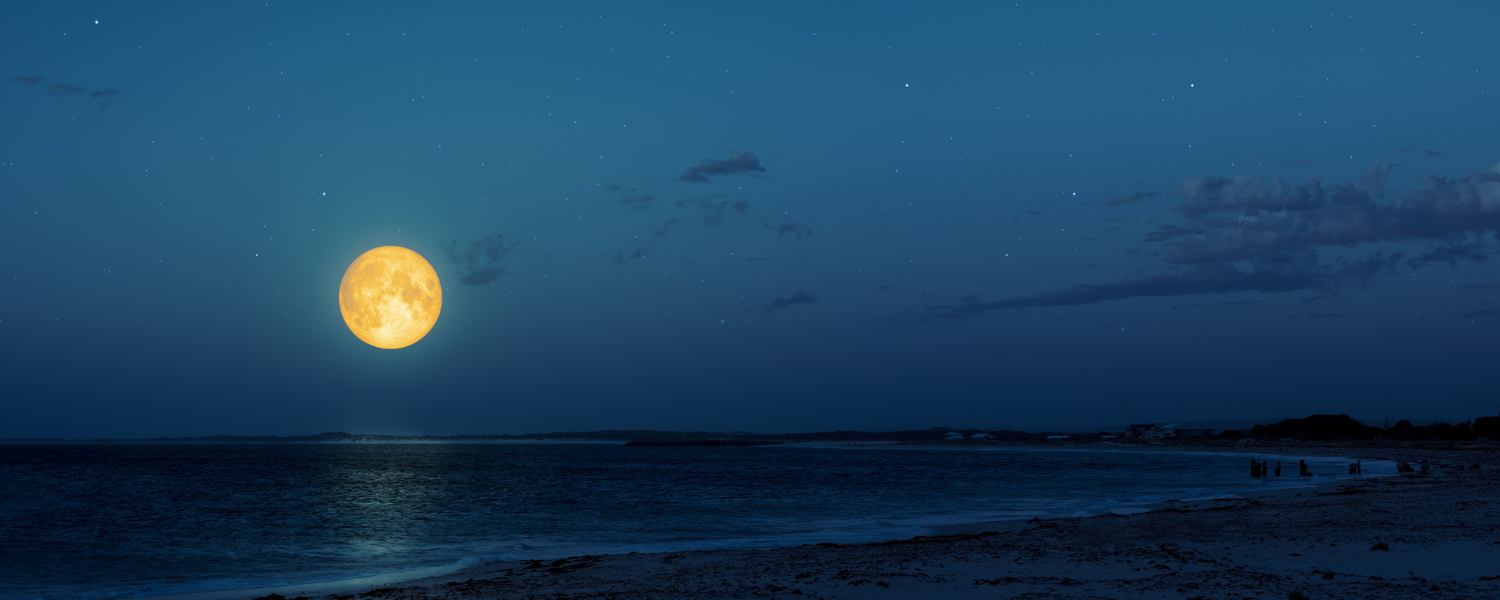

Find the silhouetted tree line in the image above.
[{"left": 1246, "top": 413, "right": 1500, "bottom": 441}]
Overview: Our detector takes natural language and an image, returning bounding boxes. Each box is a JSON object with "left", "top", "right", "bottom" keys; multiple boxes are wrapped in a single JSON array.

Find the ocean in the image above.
[{"left": 0, "top": 443, "right": 1377, "bottom": 600}]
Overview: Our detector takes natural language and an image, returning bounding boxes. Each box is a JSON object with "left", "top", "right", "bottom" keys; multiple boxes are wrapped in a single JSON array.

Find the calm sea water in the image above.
[{"left": 0, "top": 443, "right": 1372, "bottom": 600}]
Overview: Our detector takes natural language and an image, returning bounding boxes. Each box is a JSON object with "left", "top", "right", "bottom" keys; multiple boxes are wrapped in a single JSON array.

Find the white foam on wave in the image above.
[{"left": 128, "top": 558, "right": 483, "bottom": 600}]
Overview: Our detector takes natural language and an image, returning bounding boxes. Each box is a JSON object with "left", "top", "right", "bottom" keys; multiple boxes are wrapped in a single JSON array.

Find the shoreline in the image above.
[{"left": 131, "top": 443, "right": 1484, "bottom": 600}]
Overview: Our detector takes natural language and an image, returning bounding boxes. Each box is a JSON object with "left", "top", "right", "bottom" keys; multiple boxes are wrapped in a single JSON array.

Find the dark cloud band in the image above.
[
  {"left": 934, "top": 161, "right": 1500, "bottom": 318},
  {"left": 443, "top": 234, "right": 518, "bottom": 286},
  {"left": 680, "top": 150, "right": 766, "bottom": 182}
]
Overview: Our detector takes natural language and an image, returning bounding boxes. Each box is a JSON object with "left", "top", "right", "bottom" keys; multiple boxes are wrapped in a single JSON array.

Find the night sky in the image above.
[{"left": 5, "top": 2, "right": 1499, "bottom": 438}]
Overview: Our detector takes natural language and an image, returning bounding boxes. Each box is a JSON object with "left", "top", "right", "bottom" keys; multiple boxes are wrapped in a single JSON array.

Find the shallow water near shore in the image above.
[{"left": 0, "top": 443, "right": 1383, "bottom": 600}]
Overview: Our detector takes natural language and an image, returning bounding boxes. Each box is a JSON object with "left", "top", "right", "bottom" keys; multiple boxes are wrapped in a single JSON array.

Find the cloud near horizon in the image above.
[{"left": 933, "top": 160, "right": 1500, "bottom": 319}]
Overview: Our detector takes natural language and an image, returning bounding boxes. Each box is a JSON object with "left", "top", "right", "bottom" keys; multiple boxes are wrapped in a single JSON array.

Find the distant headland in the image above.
[{"left": 5, "top": 413, "right": 1497, "bottom": 445}]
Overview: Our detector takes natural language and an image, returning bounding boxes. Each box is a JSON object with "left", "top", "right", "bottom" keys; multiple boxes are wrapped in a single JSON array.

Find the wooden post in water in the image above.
[
  {"left": 1299, "top": 459, "right": 1311, "bottom": 477},
  {"left": 1251, "top": 459, "right": 1260, "bottom": 477},
  {"left": 1356, "top": 460, "right": 1362, "bottom": 475},
  {"left": 1275, "top": 461, "right": 1282, "bottom": 476}
]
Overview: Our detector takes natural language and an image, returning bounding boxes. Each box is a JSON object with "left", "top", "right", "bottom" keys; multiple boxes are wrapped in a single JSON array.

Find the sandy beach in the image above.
[{"left": 166, "top": 445, "right": 1500, "bottom": 600}]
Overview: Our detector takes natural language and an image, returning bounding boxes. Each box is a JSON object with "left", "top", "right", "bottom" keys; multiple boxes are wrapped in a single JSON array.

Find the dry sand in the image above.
[{"left": 181, "top": 446, "right": 1500, "bottom": 600}]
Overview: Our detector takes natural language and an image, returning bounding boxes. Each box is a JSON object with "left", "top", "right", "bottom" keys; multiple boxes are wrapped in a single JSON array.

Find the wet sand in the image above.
[{"left": 167, "top": 445, "right": 1500, "bottom": 600}]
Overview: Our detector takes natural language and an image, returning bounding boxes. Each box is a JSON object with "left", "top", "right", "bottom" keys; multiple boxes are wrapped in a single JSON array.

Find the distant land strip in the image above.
[
  {"left": 4, "top": 414, "right": 1496, "bottom": 444},
  {"left": 0, "top": 428, "right": 1046, "bottom": 444}
]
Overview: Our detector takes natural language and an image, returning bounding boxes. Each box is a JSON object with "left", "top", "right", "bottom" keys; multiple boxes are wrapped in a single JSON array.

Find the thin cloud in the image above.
[
  {"left": 613, "top": 240, "right": 657, "bottom": 263},
  {"left": 13, "top": 77, "right": 123, "bottom": 108},
  {"left": 765, "top": 291, "right": 817, "bottom": 310},
  {"left": 88, "top": 88, "right": 122, "bottom": 109},
  {"left": 1104, "top": 191, "right": 1157, "bottom": 207},
  {"left": 49, "top": 83, "right": 85, "bottom": 96},
  {"left": 677, "top": 196, "right": 748, "bottom": 225},
  {"left": 651, "top": 219, "right": 679, "bottom": 237},
  {"left": 1358, "top": 158, "right": 1395, "bottom": 195},
  {"left": 443, "top": 233, "right": 519, "bottom": 286},
  {"left": 458, "top": 267, "right": 507, "bottom": 286},
  {"left": 679, "top": 150, "right": 766, "bottom": 182},
  {"left": 618, "top": 194, "right": 654, "bottom": 212},
  {"left": 768, "top": 222, "right": 812, "bottom": 241},
  {"left": 1408, "top": 243, "right": 1488, "bottom": 269},
  {"left": 935, "top": 267, "right": 1322, "bottom": 318}
]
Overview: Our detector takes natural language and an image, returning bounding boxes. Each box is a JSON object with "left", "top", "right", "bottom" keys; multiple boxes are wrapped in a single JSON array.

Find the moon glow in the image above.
[{"left": 339, "top": 246, "right": 442, "bottom": 349}]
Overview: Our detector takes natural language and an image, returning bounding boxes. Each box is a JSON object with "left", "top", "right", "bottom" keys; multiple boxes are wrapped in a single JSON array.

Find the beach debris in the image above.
[
  {"left": 1371, "top": 542, "right": 1390, "bottom": 551},
  {"left": 1398, "top": 460, "right": 1412, "bottom": 472},
  {"left": 1421, "top": 459, "right": 1430, "bottom": 473}
]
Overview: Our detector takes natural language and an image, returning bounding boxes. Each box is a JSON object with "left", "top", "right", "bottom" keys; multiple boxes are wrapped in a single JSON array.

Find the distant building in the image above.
[
  {"left": 971, "top": 433, "right": 993, "bottom": 439},
  {"left": 1124, "top": 424, "right": 1160, "bottom": 439},
  {"left": 943, "top": 431, "right": 965, "bottom": 440},
  {"left": 1164, "top": 426, "right": 1213, "bottom": 439},
  {"left": 1046, "top": 435, "right": 1072, "bottom": 440}
]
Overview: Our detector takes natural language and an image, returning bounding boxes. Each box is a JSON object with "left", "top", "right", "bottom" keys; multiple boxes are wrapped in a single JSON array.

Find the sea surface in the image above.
[{"left": 0, "top": 443, "right": 1377, "bottom": 600}]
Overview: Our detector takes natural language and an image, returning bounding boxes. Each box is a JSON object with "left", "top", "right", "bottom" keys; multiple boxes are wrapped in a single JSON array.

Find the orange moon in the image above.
[{"left": 339, "top": 246, "right": 442, "bottom": 349}]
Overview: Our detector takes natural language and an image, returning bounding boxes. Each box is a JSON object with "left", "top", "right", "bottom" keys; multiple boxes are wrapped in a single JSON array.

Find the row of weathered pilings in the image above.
[
  {"left": 1251, "top": 458, "right": 1430, "bottom": 477},
  {"left": 1249, "top": 458, "right": 1314, "bottom": 477}
]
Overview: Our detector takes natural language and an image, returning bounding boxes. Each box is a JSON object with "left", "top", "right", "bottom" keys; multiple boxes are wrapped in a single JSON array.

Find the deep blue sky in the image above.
[{"left": 4, "top": 1, "right": 1499, "bottom": 438}]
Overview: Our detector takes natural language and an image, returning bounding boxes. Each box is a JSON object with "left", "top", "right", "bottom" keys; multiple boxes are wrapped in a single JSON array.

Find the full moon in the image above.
[{"left": 339, "top": 246, "right": 442, "bottom": 349}]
